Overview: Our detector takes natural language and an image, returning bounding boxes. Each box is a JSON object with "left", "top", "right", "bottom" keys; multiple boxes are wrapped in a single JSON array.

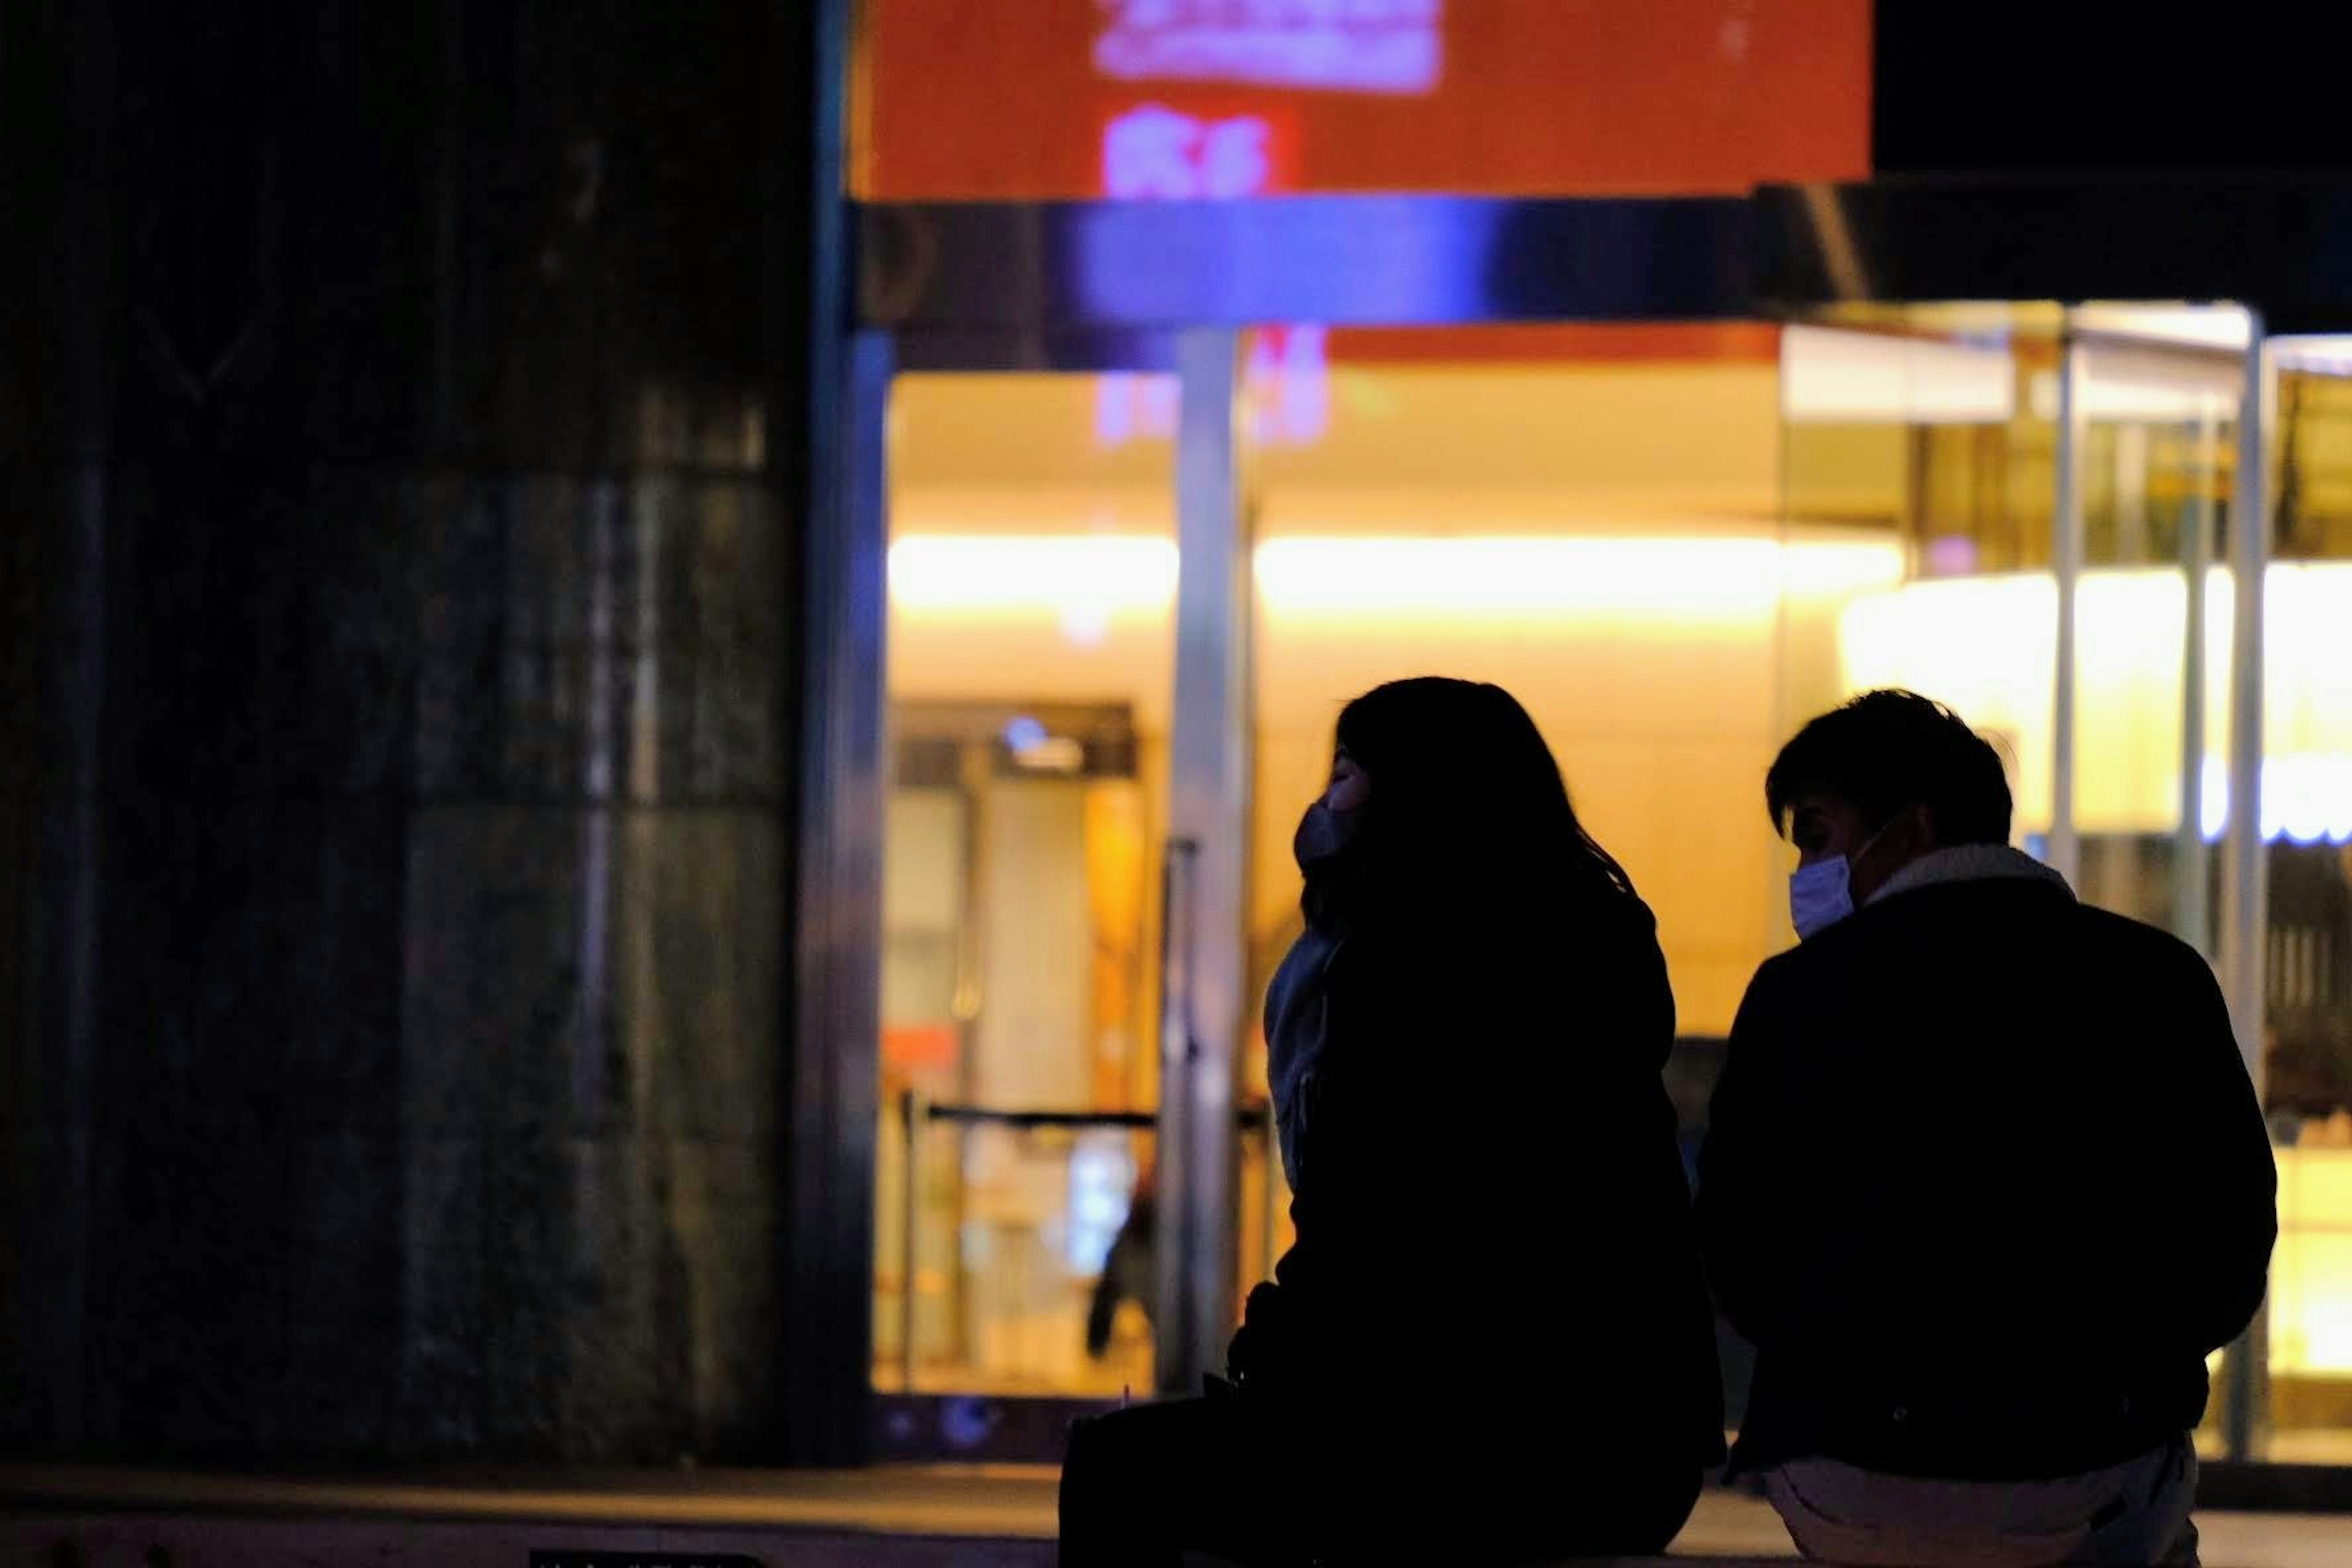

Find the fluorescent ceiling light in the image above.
[{"left": 1781, "top": 325, "right": 2016, "bottom": 425}]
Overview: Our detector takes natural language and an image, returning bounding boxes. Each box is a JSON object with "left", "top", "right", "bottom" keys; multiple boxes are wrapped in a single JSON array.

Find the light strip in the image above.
[
  {"left": 1259, "top": 536, "right": 1815, "bottom": 616},
  {"left": 1781, "top": 325, "right": 2017, "bottom": 426},
  {"left": 887, "top": 536, "right": 1181, "bottom": 613},
  {"left": 889, "top": 533, "right": 1907, "bottom": 618}
]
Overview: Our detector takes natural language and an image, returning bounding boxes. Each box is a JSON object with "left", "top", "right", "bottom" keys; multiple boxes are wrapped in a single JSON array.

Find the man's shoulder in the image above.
[
  {"left": 1749, "top": 941, "right": 1811, "bottom": 987},
  {"left": 1877, "top": 877, "right": 2197, "bottom": 948},
  {"left": 1746, "top": 903, "right": 1879, "bottom": 981},
  {"left": 2062, "top": 899, "right": 2213, "bottom": 976},
  {"left": 1734, "top": 937, "right": 1837, "bottom": 1030},
  {"left": 1755, "top": 881, "right": 2210, "bottom": 980}
]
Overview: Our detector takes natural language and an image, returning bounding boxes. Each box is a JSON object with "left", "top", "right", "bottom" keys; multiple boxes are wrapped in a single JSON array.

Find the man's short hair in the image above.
[{"left": 1765, "top": 689, "right": 2014, "bottom": 846}]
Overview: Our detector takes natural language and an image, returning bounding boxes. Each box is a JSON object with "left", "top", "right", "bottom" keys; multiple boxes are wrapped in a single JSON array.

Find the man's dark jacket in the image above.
[{"left": 1698, "top": 868, "right": 2277, "bottom": 1480}]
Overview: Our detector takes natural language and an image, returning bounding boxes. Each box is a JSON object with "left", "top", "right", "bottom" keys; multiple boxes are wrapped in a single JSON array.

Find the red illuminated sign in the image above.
[{"left": 1093, "top": 0, "right": 1445, "bottom": 96}]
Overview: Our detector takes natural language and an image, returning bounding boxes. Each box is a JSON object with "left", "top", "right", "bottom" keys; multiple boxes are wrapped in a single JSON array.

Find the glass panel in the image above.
[
  {"left": 1780, "top": 305, "right": 2062, "bottom": 854},
  {"left": 2069, "top": 324, "right": 2248, "bottom": 1460},
  {"left": 2067, "top": 336, "right": 2239, "bottom": 944},
  {"left": 872, "top": 371, "right": 1175, "bottom": 1397},
  {"left": 2258, "top": 350, "right": 2352, "bottom": 1461},
  {"left": 1777, "top": 314, "right": 2250, "bottom": 925}
]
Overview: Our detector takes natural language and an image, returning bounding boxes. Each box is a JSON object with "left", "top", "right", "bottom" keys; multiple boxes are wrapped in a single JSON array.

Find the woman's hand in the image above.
[{"left": 1225, "top": 1280, "right": 1292, "bottom": 1389}]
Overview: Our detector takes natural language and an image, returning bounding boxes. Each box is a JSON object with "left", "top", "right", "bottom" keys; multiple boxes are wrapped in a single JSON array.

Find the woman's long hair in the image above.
[{"left": 1308, "top": 677, "right": 1638, "bottom": 940}]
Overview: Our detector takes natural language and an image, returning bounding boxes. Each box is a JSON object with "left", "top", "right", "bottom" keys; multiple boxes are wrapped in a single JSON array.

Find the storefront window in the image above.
[{"left": 862, "top": 315, "right": 2352, "bottom": 1460}]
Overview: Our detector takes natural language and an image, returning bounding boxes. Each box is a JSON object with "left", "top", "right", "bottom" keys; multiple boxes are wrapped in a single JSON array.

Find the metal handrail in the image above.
[
  {"left": 895, "top": 1089, "right": 1279, "bottom": 1393},
  {"left": 919, "top": 1100, "right": 1272, "bottom": 1132},
  {"left": 891, "top": 1036, "right": 1735, "bottom": 1390}
]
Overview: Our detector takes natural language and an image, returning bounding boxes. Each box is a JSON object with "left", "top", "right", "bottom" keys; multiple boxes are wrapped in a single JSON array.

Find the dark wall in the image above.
[
  {"left": 1874, "top": 7, "right": 2352, "bottom": 176},
  {"left": 0, "top": 0, "right": 845, "bottom": 1462}
]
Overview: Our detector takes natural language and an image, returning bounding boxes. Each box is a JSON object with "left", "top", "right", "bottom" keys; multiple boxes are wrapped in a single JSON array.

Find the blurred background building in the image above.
[{"left": 7, "top": 0, "right": 2352, "bottom": 1482}]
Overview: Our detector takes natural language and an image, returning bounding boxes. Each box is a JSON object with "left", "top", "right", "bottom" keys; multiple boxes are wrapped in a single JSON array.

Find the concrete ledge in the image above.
[
  {"left": 12, "top": 1466, "right": 2346, "bottom": 1566},
  {"left": 1, "top": 1513, "right": 1063, "bottom": 1568},
  {"left": 0, "top": 1469, "right": 1803, "bottom": 1565},
  {"left": 2201, "top": 1461, "right": 2352, "bottom": 1515},
  {"left": 0, "top": 1463, "right": 1069, "bottom": 1537},
  {"left": 0, "top": 1513, "right": 1811, "bottom": 1568}
]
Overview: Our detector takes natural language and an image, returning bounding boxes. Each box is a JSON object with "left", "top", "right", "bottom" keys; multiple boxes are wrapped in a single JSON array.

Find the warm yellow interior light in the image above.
[
  {"left": 2276, "top": 1149, "right": 2352, "bottom": 1375},
  {"left": 1842, "top": 565, "right": 2352, "bottom": 840},
  {"left": 891, "top": 532, "right": 1907, "bottom": 624},
  {"left": 888, "top": 535, "right": 1182, "bottom": 614}
]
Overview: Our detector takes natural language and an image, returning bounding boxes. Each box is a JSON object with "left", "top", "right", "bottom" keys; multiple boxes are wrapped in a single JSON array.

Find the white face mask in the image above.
[{"left": 1787, "top": 816, "right": 1900, "bottom": 940}]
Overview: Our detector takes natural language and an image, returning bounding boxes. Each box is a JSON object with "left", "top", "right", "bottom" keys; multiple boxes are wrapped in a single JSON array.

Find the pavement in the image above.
[{"left": 7, "top": 1463, "right": 2352, "bottom": 1566}]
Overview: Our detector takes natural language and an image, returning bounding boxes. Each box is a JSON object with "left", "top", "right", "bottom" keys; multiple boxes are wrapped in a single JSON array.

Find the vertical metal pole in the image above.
[
  {"left": 900, "top": 1088, "right": 922, "bottom": 1393},
  {"left": 2222, "top": 317, "right": 2274, "bottom": 1461},
  {"left": 948, "top": 748, "right": 989, "bottom": 1368},
  {"left": 2049, "top": 324, "right": 2086, "bottom": 886},
  {"left": 1154, "top": 839, "right": 1200, "bottom": 1384},
  {"left": 2115, "top": 421, "right": 2150, "bottom": 565},
  {"left": 1156, "top": 328, "right": 1250, "bottom": 1395},
  {"left": 2177, "top": 401, "right": 2219, "bottom": 957}
]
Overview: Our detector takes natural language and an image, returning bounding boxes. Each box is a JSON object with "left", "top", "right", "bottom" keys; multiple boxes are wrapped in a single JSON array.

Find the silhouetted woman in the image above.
[{"left": 1060, "top": 677, "right": 1724, "bottom": 1565}]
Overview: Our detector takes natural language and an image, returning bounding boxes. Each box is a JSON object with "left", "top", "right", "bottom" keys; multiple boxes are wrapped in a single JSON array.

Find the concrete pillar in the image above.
[{"left": 0, "top": 0, "right": 848, "bottom": 1463}]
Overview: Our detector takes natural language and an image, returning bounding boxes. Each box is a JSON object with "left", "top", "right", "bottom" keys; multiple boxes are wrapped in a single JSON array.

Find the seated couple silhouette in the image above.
[{"left": 1060, "top": 679, "right": 2275, "bottom": 1568}]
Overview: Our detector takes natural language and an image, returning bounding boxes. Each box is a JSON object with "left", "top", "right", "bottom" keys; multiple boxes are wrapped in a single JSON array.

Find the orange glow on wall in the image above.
[
  {"left": 882, "top": 1022, "right": 958, "bottom": 1072},
  {"left": 859, "top": 0, "right": 1872, "bottom": 202}
]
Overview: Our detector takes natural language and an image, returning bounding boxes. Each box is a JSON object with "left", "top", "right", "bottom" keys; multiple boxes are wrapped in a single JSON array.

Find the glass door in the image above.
[
  {"left": 872, "top": 366, "right": 1177, "bottom": 1406},
  {"left": 867, "top": 341, "right": 1264, "bottom": 1450}
]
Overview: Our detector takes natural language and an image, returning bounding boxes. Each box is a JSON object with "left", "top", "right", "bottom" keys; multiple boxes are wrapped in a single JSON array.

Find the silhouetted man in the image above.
[{"left": 1700, "top": 690, "right": 2275, "bottom": 1566}]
